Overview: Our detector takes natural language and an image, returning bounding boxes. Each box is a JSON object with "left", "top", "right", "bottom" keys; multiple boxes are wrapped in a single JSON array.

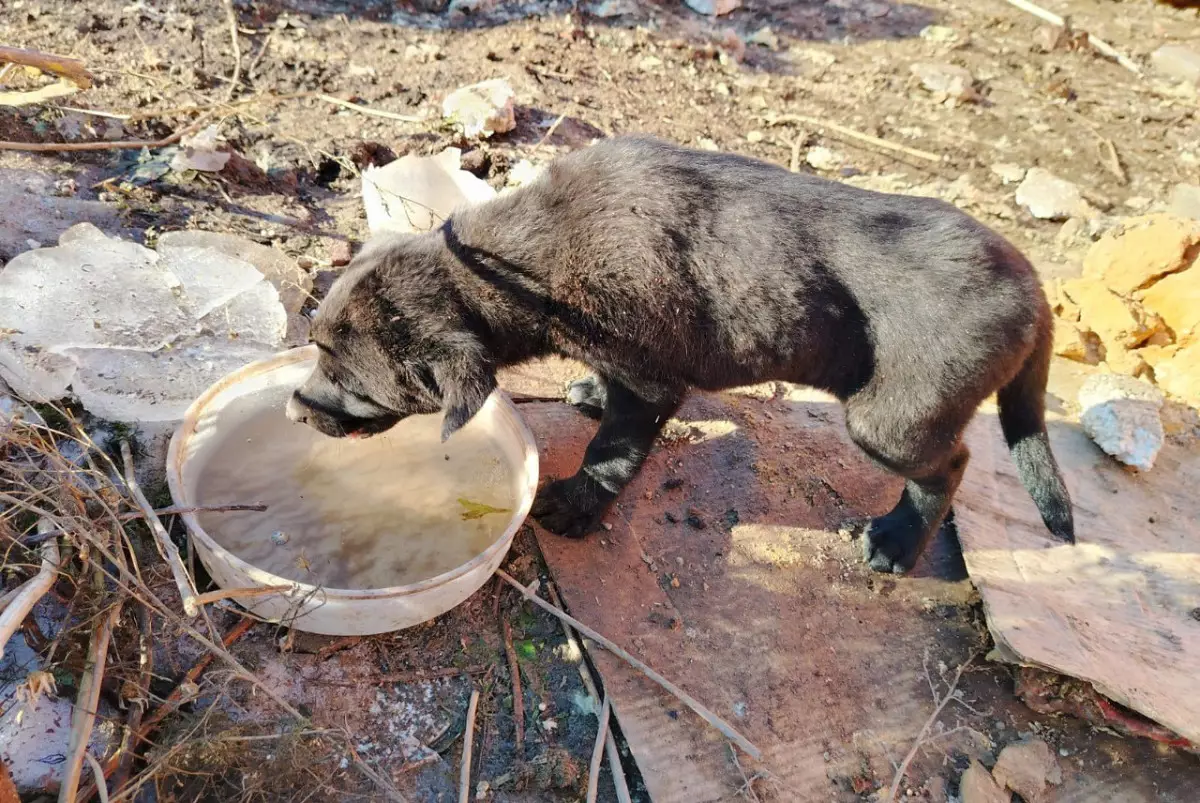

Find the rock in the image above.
[
  {"left": 684, "top": 0, "right": 742, "bottom": 15},
  {"left": 919, "top": 25, "right": 959, "bottom": 44},
  {"left": 588, "top": 0, "right": 637, "bottom": 17},
  {"left": 958, "top": 761, "right": 1008, "bottom": 803},
  {"left": 329, "top": 240, "right": 353, "bottom": 267},
  {"left": 1140, "top": 261, "right": 1200, "bottom": 345},
  {"left": 1060, "top": 278, "right": 1160, "bottom": 350},
  {"left": 746, "top": 26, "right": 779, "bottom": 50},
  {"left": 805, "top": 146, "right": 844, "bottom": 171},
  {"left": 745, "top": 130, "right": 764, "bottom": 143},
  {"left": 442, "top": 78, "right": 516, "bottom": 139},
  {"left": 1168, "top": 183, "right": 1200, "bottom": 221},
  {"left": 1079, "top": 373, "right": 1166, "bottom": 471},
  {"left": 1152, "top": 341, "right": 1200, "bottom": 407},
  {"left": 0, "top": 223, "right": 288, "bottom": 424},
  {"left": 1082, "top": 214, "right": 1200, "bottom": 295},
  {"left": 0, "top": 167, "right": 122, "bottom": 263},
  {"left": 991, "top": 162, "right": 1025, "bottom": 185},
  {"left": 1151, "top": 44, "right": 1200, "bottom": 85},
  {"left": 991, "top": 738, "right": 1063, "bottom": 803},
  {"left": 1053, "top": 318, "right": 1102, "bottom": 364},
  {"left": 911, "top": 62, "right": 980, "bottom": 103},
  {"left": 1016, "top": 168, "right": 1089, "bottom": 220}
]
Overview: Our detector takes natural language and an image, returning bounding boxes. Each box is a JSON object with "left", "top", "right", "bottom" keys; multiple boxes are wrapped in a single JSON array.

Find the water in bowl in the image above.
[{"left": 194, "top": 394, "right": 520, "bottom": 590}]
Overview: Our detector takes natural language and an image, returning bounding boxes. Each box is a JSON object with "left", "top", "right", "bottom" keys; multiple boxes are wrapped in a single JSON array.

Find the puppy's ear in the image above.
[{"left": 431, "top": 342, "right": 497, "bottom": 442}]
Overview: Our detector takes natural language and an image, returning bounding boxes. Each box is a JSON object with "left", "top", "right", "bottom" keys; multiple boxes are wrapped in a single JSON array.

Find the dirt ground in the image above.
[{"left": 3, "top": 0, "right": 1200, "bottom": 801}]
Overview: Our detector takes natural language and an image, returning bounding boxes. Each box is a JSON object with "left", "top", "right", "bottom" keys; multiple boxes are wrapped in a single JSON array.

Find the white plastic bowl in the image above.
[{"left": 165, "top": 345, "right": 538, "bottom": 635}]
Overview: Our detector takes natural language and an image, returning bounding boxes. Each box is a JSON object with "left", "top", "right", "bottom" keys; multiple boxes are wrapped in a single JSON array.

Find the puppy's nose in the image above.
[{"left": 285, "top": 393, "right": 308, "bottom": 424}]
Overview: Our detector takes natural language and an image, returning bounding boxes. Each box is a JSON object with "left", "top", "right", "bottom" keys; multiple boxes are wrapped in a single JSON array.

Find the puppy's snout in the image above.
[{"left": 285, "top": 392, "right": 309, "bottom": 425}]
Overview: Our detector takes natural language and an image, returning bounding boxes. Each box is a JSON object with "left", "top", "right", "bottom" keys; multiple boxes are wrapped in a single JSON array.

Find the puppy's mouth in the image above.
[{"left": 286, "top": 392, "right": 402, "bottom": 440}]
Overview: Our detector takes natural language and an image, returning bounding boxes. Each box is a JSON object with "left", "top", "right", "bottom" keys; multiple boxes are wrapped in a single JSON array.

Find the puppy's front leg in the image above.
[{"left": 532, "top": 378, "right": 680, "bottom": 538}]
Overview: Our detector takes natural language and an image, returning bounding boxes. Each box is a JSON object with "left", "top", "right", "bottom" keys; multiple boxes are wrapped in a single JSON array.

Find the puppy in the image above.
[{"left": 287, "top": 134, "right": 1075, "bottom": 574}]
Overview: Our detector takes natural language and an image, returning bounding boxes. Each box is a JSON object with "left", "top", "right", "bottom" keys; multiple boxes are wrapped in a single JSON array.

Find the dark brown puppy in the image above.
[{"left": 287, "top": 134, "right": 1075, "bottom": 574}]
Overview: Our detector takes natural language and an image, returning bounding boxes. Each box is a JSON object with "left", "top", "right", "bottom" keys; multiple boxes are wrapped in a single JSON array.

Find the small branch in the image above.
[
  {"left": 0, "top": 45, "right": 93, "bottom": 87},
  {"left": 316, "top": 664, "right": 488, "bottom": 687},
  {"left": 766, "top": 113, "right": 943, "bottom": 164},
  {"left": 85, "top": 753, "right": 110, "bottom": 803},
  {"left": 111, "top": 606, "right": 154, "bottom": 794},
  {"left": 501, "top": 614, "right": 526, "bottom": 759},
  {"left": 315, "top": 93, "right": 423, "bottom": 123},
  {"left": 547, "top": 583, "right": 631, "bottom": 803},
  {"left": 120, "top": 441, "right": 199, "bottom": 617},
  {"left": 496, "top": 569, "right": 762, "bottom": 760},
  {"left": 459, "top": 689, "right": 481, "bottom": 803},
  {"left": 998, "top": 0, "right": 1141, "bottom": 75},
  {"left": 192, "top": 584, "right": 294, "bottom": 607},
  {"left": 534, "top": 112, "right": 568, "bottom": 149},
  {"left": 60, "top": 544, "right": 122, "bottom": 803},
  {"left": 0, "top": 523, "right": 61, "bottom": 660},
  {"left": 0, "top": 113, "right": 213, "bottom": 153},
  {"left": 118, "top": 502, "right": 268, "bottom": 521},
  {"left": 586, "top": 696, "right": 611, "bottom": 803},
  {"left": 350, "top": 744, "right": 411, "bottom": 803},
  {"left": 888, "top": 656, "right": 973, "bottom": 801},
  {"left": 223, "top": 0, "right": 242, "bottom": 101}
]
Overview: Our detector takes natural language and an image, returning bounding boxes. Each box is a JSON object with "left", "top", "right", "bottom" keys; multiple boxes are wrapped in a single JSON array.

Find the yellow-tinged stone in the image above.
[
  {"left": 1154, "top": 341, "right": 1200, "bottom": 407},
  {"left": 1083, "top": 214, "right": 1200, "bottom": 295},
  {"left": 1061, "top": 277, "right": 1157, "bottom": 350},
  {"left": 1140, "top": 265, "right": 1200, "bottom": 346}
]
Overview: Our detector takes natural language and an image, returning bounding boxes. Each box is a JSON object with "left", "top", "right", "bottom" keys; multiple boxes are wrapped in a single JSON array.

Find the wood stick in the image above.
[
  {"left": 315, "top": 93, "right": 423, "bottom": 123},
  {"left": 586, "top": 696, "right": 611, "bottom": 803},
  {"left": 192, "top": 584, "right": 294, "bottom": 607},
  {"left": 120, "top": 441, "right": 199, "bottom": 617},
  {"left": 223, "top": 0, "right": 242, "bottom": 101},
  {"left": 85, "top": 753, "right": 110, "bottom": 803},
  {"left": 998, "top": 0, "right": 1141, "bottom": 75},
  {"left": 111, "top": 606, "right": 154, "bottom": 794},
  {"left": 118, "top": 502, "right": 267, "bottom": 521},
  {"left": 887, "top": 656, "right": 973, "bottom": 801},
  {"left": 0, "top": 45, "right": 93, "bottom": 87},
  {"left": 767, "top": 113, "right": 942, "bottom": 164},
  {"left": 0, "top": 525, "right": 61, "bottom": 659},
  {"left": 495, "top": 569, "right": 762, "bottom": 760},
  {"left": 0, "top": 113, "right": 212, "bottom": 153},
  {"left": 547, "top": 583, "right": 631, "bottom": 803},
  {"left": 317, "top": 664, "right": 488, "bottom": 687},
  {"left": 459, "top": 689, "right": 481, "bottom": 803},
  {"left": 501, "top": 614, "right": 526, "bottom": 758},
  {"left": 61, "top": 549, "right": 122, "bottom": 803}
]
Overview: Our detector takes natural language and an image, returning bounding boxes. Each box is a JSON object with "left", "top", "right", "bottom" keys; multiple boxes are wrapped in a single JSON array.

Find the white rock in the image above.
[
  {"left": 805, "top": 146, "right": 844, "bottom": 171},
  {"left": 442, "top": 78, "right": 516, "bottom": 139},
  {"left": 684, "top": 0, "right": 741, "bottom": 15},
  {"left": 991, "top": 162, "right": 1026, "bottom": 185},
  {"left": 911, "top": 62, "right": 979, "bottom": 102},
  {"left": 919, "top": 25, "right": 959, "bottom": 44},
  {"left": 0, "top": 224, "right": 290, "bottom": 424},
  {"left": 1168, "top": 183, "right": 1200, "bottom": 221},
  {"left": 1150, "top": 44, "right": 1200, "bottom": 85},
  {"left": 746, "top": 26, "right": 779, "bottom": 50},
  {"left": 1015, "top": 168, "right": 1088, "bottom": 220},
  {"left": 1078, "top": 373, "right": 1166, "bottom": 471}
]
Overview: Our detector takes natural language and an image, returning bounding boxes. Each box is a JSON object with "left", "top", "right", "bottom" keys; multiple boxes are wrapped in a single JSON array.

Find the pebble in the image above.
[
  {"left": 1168, "top": 183, "right": 1200, "bottom": 221},
  {"left": 990, "top": 162, "right": 1026, "bottom": 185},
  {"left": 271, "top": 530, "right": 290, "bottom": 545},
  {"left": 919, "top": 25, "right": 959, "bottom": 44},
  {"left": 805, "top": 146, "right": 844, "bottom": 171},
  {"left": 1015, "top": 168, "right": 1088, "bottom": 220},
  {"left": 1150, "top": 44, "right": 1200, "bottom": 85},
  {"left": 329, "top": 240, "right": 353, "bottom": 267},
  {"left": 684, "top": 0, "right": 741, "bottom": 15},
  {"left": 1078, "top": 373, "right": 1166, "bottom": 471}
]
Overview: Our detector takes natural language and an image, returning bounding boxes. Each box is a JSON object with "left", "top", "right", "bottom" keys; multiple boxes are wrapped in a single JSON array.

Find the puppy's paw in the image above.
[
  {"left": 531, "top": 473, "right": 616, "bottom": 539},
  {"left": 862, "top": 508, "right": 927, "bottom": 575},
  {"left": 566, "top": 376, "right": 606, "bottom": 420}
]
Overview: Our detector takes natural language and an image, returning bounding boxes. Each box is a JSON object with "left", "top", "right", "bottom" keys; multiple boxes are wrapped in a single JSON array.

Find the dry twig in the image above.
[
  {"left": 0, "top": 522, "right": 62, "bottom": 659},
  {"left": 120, "top": 441, "right": 199, "bottom": 617},
  {"left": 888, "top": 655, "right": 974, "bottom": 801},
  {"left": 0, "top": 113, "right": 213, "bottom": 153},
  {"left": 0, "top": 45, "right": 93, "bottom": 87},
  {"left": 999, "top": 0, "right": 1141, "bottom": 74},
  {"left": 547, "top": 583, "right": 631, "bottom": 803},
  {"left": 316, "top": 93, "right": 423, "bottom": 123},
  {"left": 767, "top": 113, "right": 943, "bottom": 164},
  {"left": 496, "top": 569, "right": 762, "bottom": 760},
  {"left": 586, "top": 696, "right": 611, "bottom": 803},
  {"left": 459, "top": 688, "right": 481, "bottom": 803},
  {"left": 501, "top": 613, "right": 526, "bottom": 758},
  {"left": 223, "top": 0, "right": 242, "bottom": 101}
]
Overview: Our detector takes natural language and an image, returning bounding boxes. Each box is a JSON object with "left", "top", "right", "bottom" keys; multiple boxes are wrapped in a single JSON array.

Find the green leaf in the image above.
[{"left": 457, "top": 498, "right": 510, "bottom": 521}]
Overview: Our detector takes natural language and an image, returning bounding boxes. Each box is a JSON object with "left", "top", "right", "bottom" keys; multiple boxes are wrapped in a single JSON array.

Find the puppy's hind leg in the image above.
[
  {"left": 847, "top": 403, "right": 971, "bottom": 574},
  {"left": 533, "top": 377, "right": 680, "bottom": 538},
  {"left": 566, "top": 375, "right": 607, "bottom": 420}
]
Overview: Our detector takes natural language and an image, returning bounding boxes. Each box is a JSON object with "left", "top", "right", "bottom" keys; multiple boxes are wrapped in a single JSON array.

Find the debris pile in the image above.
[{"left": 1048, "top": 214, "right": 1200, "bottom": 410}]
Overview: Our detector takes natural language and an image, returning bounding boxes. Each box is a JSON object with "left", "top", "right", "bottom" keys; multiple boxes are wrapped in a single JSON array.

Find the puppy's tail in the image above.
[{"left": 996, "top": 314, "right": 1075, "bottom": 544}]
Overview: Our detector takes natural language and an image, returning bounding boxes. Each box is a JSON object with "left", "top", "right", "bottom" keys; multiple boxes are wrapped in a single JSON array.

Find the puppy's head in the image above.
[{"left": 286, "top": 236, "right": 496, "bottom": 442}]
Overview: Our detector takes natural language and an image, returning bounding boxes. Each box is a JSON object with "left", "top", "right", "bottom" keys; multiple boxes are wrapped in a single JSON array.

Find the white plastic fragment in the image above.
[
  {"left": 361, "top": 148, "right": 498, "bottom": 235},
  {"left": 1078, "top": 373, "right": 1165, "bottom": 471},
  {"left": 442, "top": 78, "right": 516, "bottom": 139},
  {"left": 169, "top": 124, "right": 232, "bottom": 173}
]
